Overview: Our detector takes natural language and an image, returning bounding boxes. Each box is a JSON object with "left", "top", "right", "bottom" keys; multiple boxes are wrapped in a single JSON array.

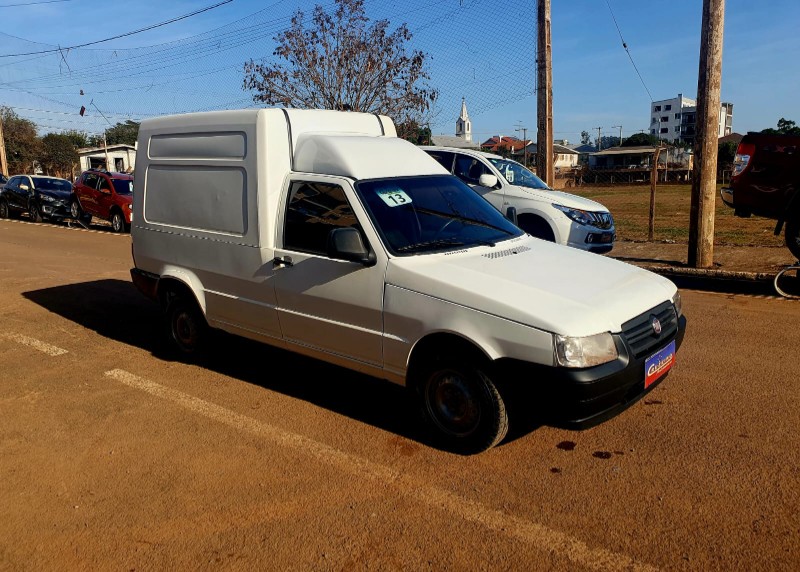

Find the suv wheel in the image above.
[
  {"left": 110, "top": 211, "right": 125, "bottom": 233},
  {"left": 29, "top": 203, "right": 42, "bottom": 223}
]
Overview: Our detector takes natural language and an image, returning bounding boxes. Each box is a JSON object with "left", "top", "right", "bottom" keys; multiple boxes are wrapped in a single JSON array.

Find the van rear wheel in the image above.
[{"left": 164, "top": 293, "right": 208, "bottom": 356}]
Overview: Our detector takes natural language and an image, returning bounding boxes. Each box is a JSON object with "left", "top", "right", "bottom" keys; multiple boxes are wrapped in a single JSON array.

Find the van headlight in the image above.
[
  {"left": 672, "top": 291, "right": 683, "bottom": 318},
  {"left": 555, "top": 332, "right": 618, "bottom": 368},
  {"left": 552, "top": 204, "right": 593, "bottom": 225}
]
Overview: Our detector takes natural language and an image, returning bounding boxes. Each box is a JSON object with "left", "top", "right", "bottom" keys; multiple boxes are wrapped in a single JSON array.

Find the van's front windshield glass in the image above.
[
  {"left": 486, "top": 157, "right": 550, "bottom": 190},
  {"left": 356, "top": 175, "right": 523, "bottom": 255}
]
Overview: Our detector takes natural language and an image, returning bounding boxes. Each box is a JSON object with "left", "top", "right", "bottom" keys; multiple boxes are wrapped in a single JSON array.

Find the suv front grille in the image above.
[
  {"left": 620, "top": 301, "right": 678, "bottom": 358},
  {"left": 590, "top": 211, "right": 614, "bottom": 230}
]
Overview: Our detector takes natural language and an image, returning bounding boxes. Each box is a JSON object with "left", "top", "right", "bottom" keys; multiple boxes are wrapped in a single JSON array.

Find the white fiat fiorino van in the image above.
[{"left": 130, "top": 108, "right": 687, "bottom": 455}]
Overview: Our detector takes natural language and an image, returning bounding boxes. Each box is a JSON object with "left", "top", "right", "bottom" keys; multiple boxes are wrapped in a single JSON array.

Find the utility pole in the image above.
[
  {"left": 688, "top": 0, "right": 725, "bottom": 268},
  {"left": 536, "top": 0, "right": 554, "bottom": 185},
  {"left": 515, "top": 122, "right": 529, "bottom": 167},
  {"left": 594, "top": 126, "right": 602, "bottom": 151},
  {"left": 0, "top": 117, "right": 8, "bottom": 176},
  {"left": 612, "top": 125, "right": 622, "bottom": 145}
]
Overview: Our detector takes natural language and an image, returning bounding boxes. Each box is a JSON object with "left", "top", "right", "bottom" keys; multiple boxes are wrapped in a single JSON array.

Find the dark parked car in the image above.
[
  {"left": 0, "top": 174, "right": 73, "bottom": 222},
  {"left": 70, "top": 169, "right": 134, "bottom": 233}
]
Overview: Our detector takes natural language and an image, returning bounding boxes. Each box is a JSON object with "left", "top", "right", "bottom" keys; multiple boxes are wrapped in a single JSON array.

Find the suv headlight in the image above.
[
  {"left": 555, "top": 332, "right": 618, "bottom": 368},
  {"left": 40, "top": 194, "right": 55, "bottom": 202},
  {"left": 552, "top": 204, "right": 593, "bottom": 225},
  {"left": 672, "top": 291, "right": 683, "bottom": 318}
]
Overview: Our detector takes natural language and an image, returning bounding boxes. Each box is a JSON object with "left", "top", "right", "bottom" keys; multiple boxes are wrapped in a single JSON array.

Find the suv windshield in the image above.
[
  {"left": 486, "top": 157, "right": 549, "bottom": 190},
  {"left": 32, "top": 177, "right": 71, "bottom": 192},
  {"left": 356, "top": 174, "right": 522, "bottom": 255},
  {"left": 112, "top": 179, "right": 133, "bottom": 195}
]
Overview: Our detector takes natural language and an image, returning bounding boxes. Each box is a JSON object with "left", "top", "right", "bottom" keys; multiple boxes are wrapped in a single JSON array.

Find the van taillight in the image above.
[{"left": 732, "top": 142, "right": 755, "bottom": 177}]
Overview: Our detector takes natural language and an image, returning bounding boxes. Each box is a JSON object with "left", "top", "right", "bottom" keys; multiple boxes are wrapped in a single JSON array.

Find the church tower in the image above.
[{"left": 455, "top": 98, "right": 472, "bottom": 142}]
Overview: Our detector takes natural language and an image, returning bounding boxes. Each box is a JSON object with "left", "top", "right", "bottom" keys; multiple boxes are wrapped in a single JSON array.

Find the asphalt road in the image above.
[{"left": 1, "top": 219, "right": 798, "bottom": 571}]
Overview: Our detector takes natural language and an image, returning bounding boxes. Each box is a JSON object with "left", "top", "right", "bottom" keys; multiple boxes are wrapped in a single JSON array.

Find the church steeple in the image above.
[{"left": 455, "top": 98, "right": 472, "bottom": 142}]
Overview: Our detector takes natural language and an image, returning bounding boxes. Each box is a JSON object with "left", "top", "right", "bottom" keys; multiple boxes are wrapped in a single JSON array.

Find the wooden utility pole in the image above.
[
  {"left": 536, "top": 0, "right": 554, "bottom": 185},
  {"left": 649, "top": 147, "right": 662, "bottom": 241},
  {"left": 594, "top": 126, "right": 602, "bottom": 151},
  {"left": 0, "top": 117, "right": 8, "bottom": 176},
  {"left": 688, "top": 0, "right": 725, "bottom": 268}
]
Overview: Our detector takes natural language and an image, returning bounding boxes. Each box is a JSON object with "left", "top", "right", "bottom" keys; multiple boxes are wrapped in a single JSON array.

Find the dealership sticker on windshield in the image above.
[
  {"left": 644, "top": 340, "right": 676, "bottom": 388},
  {"left": 376, "top": 188, "right": 412, "bottom": 207}
]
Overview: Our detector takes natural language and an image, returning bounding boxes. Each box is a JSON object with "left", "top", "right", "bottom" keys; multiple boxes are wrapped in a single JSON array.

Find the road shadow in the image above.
[{"left": 23, "top": 279, "right": 546, "bottom": 452}]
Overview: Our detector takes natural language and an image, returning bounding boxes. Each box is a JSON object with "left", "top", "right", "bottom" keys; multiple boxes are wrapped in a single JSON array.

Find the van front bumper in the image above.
[{"left": 499, "top": 309, "right": 687, "bottom": 429}]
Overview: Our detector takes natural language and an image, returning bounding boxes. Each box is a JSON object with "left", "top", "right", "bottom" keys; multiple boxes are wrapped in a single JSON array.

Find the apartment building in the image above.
[{"left": 650, "top": 93, "right": 733, "bottom": 145}]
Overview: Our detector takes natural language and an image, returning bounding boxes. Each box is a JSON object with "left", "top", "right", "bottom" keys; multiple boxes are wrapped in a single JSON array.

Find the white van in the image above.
[
  {"left": 131, "top": 108, "right": 686, "bottom": 454},
  {"left": 421, "top": 146, "right": 616, "bottom": 253}
]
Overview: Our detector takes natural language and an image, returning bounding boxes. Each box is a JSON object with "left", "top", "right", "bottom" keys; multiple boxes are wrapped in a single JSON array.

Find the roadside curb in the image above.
[{"left": 624, "top": 263, "right": 778, "bottom": 296}]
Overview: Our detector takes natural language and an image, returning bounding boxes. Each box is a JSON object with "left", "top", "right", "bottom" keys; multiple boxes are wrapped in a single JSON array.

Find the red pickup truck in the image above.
[{"left": 721, "top": 133, "right": 800, "bottom": 260}]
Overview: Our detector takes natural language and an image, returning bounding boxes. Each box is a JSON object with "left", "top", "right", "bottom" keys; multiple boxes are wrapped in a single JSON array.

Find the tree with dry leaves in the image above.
[{"left": 242, "top": 0, "right": 437, "bottom": 130}]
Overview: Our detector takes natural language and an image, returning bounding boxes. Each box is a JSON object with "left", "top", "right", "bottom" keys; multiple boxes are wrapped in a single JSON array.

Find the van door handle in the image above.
[{"left": 273, "top": 255, "right": 293, "bottom": 267}]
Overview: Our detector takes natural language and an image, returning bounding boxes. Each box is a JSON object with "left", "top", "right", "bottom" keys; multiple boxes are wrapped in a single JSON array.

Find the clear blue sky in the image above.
[{"left": 0, "top": 0, "right": 797, "bottom": 145}]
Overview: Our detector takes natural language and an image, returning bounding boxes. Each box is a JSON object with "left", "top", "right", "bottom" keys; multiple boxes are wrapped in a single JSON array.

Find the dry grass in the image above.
[{"left": 569, "top": 183, "right": 785, "bottom": 247}]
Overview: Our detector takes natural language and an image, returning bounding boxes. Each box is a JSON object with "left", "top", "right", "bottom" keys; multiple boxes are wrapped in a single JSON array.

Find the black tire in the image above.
[
  {"left": 0, "top": 199, "right": 9, "bottom": 219},
  {"left": 110, "top": 211, "right": 125, "bottom": 233},
  {"left": 29, "top": 203, "right": 42, "bottom": 223},
  {"left": 70, "top": 198, "right": 85, "bottom": 220},
  {"left": 418, "top": 358, "right": 509, "bottom": 454},
  {"left": 785, "top": 217, "right": 800, "bottom": 261},
  {"left": 164, "top": 292, "right": 209, "bottom": 356},
  {"left": 519, "top": 215, "right": 556, "bottom": 242}
]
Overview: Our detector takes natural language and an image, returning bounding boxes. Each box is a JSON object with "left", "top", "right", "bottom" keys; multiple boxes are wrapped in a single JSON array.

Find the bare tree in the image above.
[{"left": 242, "top": 0, "right": 437, "bottom": 127}]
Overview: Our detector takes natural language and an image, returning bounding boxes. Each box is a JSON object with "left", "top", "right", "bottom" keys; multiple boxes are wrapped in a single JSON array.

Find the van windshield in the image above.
[
  {"left": 356, "top": 175, "right": 523, "bottom": 255},
  {"left": 486, "top": 157, "right": 550, "bottom": 190}
]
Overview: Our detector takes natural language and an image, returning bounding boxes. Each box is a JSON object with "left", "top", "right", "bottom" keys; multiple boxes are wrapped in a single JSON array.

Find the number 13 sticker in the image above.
[{"left": 377, "top": 188, "right": 412, "bottom": 207}]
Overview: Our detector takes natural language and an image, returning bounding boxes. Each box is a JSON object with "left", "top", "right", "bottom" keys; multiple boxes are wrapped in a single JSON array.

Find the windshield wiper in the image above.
[
  {"left": 396, "top": 239, "right": 466, "bottom": 253},
  {"left": 413, "top": 207, "right": 515, "bottom": 235}
]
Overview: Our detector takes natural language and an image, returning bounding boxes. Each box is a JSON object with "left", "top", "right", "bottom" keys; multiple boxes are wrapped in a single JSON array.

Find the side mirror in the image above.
[
  {"left": 19, "top": 183, "right": 29, "bottom": 191},
  {"left": 506, "top": 206, "right": 518, "bottom": 225},
  {"left": 478, "top": 174, "right": 498, "bottom": 188},
  {"left": 327, "top": 227, "right": 377, "bottom": 267}
]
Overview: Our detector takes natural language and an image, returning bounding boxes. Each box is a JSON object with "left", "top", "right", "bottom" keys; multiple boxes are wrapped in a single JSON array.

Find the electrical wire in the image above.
[{"left": 604, "top": 0, "right": 653, "bottom": 103}]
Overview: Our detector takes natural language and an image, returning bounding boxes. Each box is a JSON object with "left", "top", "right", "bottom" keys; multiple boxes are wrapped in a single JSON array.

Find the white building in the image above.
[
  {"left": 430, "top": 98, "right": 480, "bottom": 149},
  {"left": 77, "top": 143, "right": 136, "bottom": 172},
  {"left": 650, "top": 93, "right": 733, "bottom": 145}
]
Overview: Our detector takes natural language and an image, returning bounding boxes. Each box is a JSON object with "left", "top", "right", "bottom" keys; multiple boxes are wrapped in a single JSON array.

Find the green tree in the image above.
[
  {"left": 580, "top": 130, "right": 591, "bottom": 145},
  {"left": 105, "top": 120, "right": 140, "bottom": 146},
  {"left": 61, "top": 129, "right": 89, "bottom": 149},
  {"left": 1, "top": 107, "right": 40, "bottom": 175},
  {"left": 622, "top": 132, "right": 660, "bottom": 147},
  {"left": 398, "top": 121, "right": 431, "bottom": 145},
  {"left": 761, "top": 118, "right": 800, "bottom": 136},
  {"left": 40, "top": 133, "right": 79, "bottom": 178},
  {"left": 242, "top": 0, "right": 437, "bottom": 127}
]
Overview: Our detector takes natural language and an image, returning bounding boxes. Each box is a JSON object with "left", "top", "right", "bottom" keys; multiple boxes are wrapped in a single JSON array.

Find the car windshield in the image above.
[
  {"left": 486, "top": 157, "right": 550, "bottom": 190},
  {"left": 112, "top": 179, "right": 133, "bottom": 195},
  {"left": 356, "top": 174, "right": 523, "bottom": 255},
  {"left": 32, "top": 177, "right": 71, "bottom": 192}
]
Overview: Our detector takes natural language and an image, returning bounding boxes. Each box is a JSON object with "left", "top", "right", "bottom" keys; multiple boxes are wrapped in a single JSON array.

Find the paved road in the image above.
[{"left": 1, "top": 219, "right": 798, "bottom": 571}]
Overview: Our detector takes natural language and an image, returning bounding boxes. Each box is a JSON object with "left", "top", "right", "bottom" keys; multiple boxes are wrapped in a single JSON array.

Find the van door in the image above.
[
  {"left": 271, "top": 177, "right": 386, "bottom": 370},
  {"left": 453, "top": 153, "right": 504, "bottom": 211}
]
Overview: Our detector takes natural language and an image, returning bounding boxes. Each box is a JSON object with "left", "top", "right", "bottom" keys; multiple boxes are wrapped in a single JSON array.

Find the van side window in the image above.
[
  {"left": 454, "top": 155, "right": 487, "bottom": 184},
  {"left": 284, "top": 181, "right": 358, "bottom": 256}
]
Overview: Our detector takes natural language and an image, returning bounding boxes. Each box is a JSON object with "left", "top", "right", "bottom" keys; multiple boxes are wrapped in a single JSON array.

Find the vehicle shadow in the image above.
[{"left": 22, "top": 279, "right": 544, "bottom": 452}]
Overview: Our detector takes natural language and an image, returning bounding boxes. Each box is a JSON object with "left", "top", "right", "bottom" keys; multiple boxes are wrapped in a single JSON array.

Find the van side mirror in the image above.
[
  {"left": 327, "top": 227, "right": 377, "bottom": 267},
  {"left": 506, "top": 206, "right": 518, "bottom": 225},
  {"left": 478, "top": 174, "right": 498, "bottom": 188}
]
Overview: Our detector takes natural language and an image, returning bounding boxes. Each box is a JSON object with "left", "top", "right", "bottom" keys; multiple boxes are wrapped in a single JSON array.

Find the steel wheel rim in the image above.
[
  {"left": 173, "top": 311, "right": 197, "bottom": 350},
  {"left": 112, "top": 214, "right": 122, "bottom": 232},
  {"left": 426, "top": 370, "right": 480, "bottom": 437},
  {"left": 70, "top": 202, "right": 79, "bottom": 218}
]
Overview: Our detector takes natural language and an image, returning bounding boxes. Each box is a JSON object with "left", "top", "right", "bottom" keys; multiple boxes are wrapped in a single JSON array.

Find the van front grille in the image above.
[{"left": 620, "top": 301, "right": 678, "bottom": 358}]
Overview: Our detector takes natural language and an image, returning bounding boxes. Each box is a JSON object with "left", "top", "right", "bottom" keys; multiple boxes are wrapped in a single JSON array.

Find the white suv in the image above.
[{"left": 422, "top": 146, "right": 616, "bottom": 254}]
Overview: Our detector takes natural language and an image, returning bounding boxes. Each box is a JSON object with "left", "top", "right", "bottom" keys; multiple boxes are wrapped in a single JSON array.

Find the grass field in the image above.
[{"left": 570, "top": 183, "right": 785, "bottom": 247}]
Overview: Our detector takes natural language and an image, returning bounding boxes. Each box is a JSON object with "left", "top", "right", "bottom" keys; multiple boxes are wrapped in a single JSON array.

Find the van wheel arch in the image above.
[
  {"left": 159, "top": 279, "right": 209, "bottom": 356},
  {"left": 517, "top": 213, "right": 556, "bottom": 243}
]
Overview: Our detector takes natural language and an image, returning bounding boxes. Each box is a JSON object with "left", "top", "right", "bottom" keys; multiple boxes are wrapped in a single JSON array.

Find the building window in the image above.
[
  {"left": 651, "top": 129, "right": 656, "bottom": 135},
  {"left": 674, "top": 126, "right": 680, "bottom": 132},
  {"left": 660, "top": 127, "right": 669, "bottom": 134},
  {"left": 674, "top": 113, "right": 681, "bottom": 119},
  {"left": 661, "top": 116, "right": 669, "bottom": 123},
  {"left": 665, "top": 104, "right": 672, "bottom": 111},
  {"left": 653, "top": 105, "right": 661, "bottom": 112}
]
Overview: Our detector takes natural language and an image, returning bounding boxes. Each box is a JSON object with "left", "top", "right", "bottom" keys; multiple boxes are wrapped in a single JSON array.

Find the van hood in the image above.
[
  {"left": 504, "top": 184, "right": 608, "bottom": 213},
  {"left": 385, "top": 235, "right": 676, "bottom": 337}
]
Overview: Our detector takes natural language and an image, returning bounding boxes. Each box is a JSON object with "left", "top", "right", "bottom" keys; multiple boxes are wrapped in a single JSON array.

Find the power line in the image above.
[
  {"left": 0, "top": 0, "right": 233, "bottom": 57},
  {"left": 604, "top": 0, "right": 653, "bottom": 103},
  {"left": 0, "top": 0, "right": 74, "bottom": 7}
]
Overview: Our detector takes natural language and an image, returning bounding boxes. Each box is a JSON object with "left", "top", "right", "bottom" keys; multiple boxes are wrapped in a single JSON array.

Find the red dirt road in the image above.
[{"left": 1, "top": 219, "right": 798, "bottom": 571}]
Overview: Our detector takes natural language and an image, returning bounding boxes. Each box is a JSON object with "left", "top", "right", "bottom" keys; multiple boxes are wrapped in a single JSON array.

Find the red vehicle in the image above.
[
  {"left": 70, "top": 169, "right": 134, "bottom": 233},
  {"left": 721, "top": 133, "right": 800, "bottom": 260}
]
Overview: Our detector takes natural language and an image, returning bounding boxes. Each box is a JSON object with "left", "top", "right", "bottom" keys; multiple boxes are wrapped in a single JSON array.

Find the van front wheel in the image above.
[
  {"left": 419, "top": 359, "right": 508, "bottom": 455},
  {"left": 164, "top": 294, "right": 208, "bottom": 356}
]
